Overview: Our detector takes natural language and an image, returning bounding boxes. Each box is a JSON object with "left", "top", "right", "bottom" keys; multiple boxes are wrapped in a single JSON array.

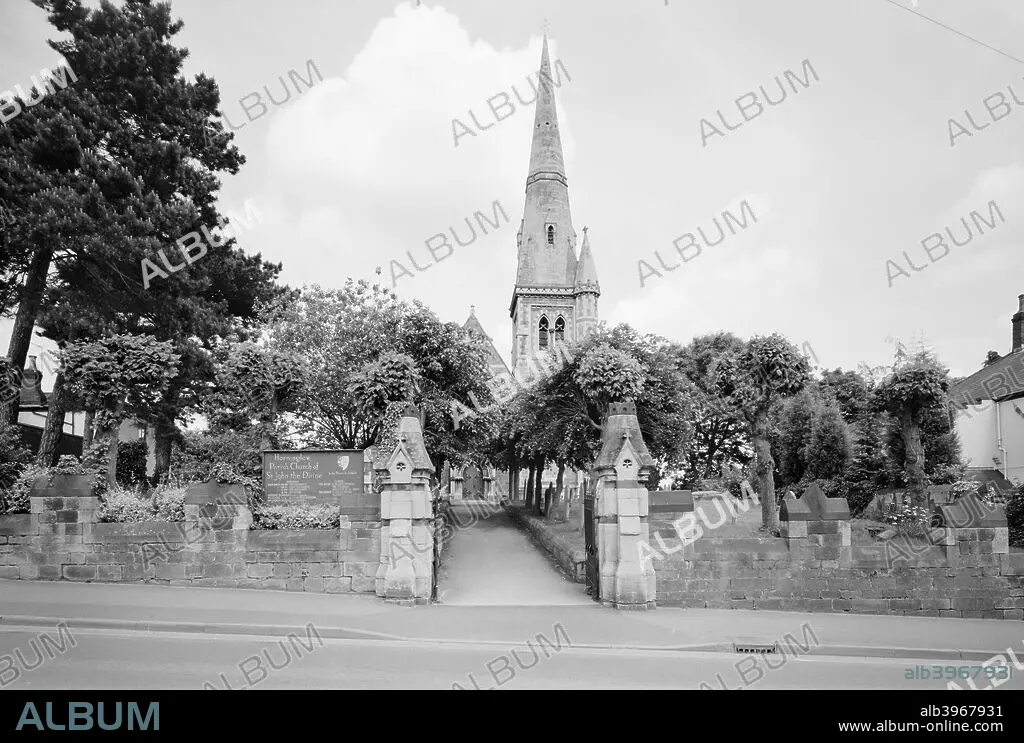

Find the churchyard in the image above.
[{"left": 0, "top": 0, "right": 1022, "bottom": 624}]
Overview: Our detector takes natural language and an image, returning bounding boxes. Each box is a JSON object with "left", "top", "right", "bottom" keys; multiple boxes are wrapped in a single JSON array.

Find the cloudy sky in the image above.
[{"left": 3, "top": 0, "right": 1023, "bottom": 383}]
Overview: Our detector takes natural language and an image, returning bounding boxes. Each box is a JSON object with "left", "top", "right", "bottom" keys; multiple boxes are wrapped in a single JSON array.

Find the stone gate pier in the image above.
[
  {"left": 590, "top": 401, "right": 657, "bottom": 610},
  {"left": 375, "top": 404, "right": 436, "bottom": 604}
]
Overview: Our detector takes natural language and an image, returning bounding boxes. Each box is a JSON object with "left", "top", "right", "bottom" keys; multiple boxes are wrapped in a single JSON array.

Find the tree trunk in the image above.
[
  {"left": 525, "top": 464, "right": 535, "bottom": 509},
  {"left": 551, "top": 463, "right": 565, "bottom": 520},
  {"left": 82, "top": 409, "right": 95, "bottom": 449},
  {"left": 4, "top": 247, "right": 53, "bottom": 426},
  {"left": 902, "top": 409, "right": 927, "bottom": 507},
  {"left": 36, "top": 372, "right": 68, "bottom": 467},
  {"left": 534, "top": 461, "right": 544, "bottom": 516},
  {"left": 512, "top": 467, "right": 520, "bottom": 502},
  {"left": 435, "top": 457, "right": 446, "bottom": 489},
  {"left": 261, "top": 393, "right": 278, "bottom": 452},
  {"left": 578, "top": 477, "right": 587, "bottom": 534},
  {"left": 751, "top": 411, "right": 778, "bottom": 532},
  {"left": 104, "top": 401, "right": 126, "bottom": 487},
  {"left": 106, "top": 430, "right": 119, "bottom": 487},
  {"left": 153, "top": 417, "right": 175, "bottom": 483}
]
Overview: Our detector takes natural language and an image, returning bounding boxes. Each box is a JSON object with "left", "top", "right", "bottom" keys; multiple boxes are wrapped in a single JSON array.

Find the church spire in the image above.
[
  {"left": 526, "top": 34, "right": 567, "bottom": 189},
  {"left": 513, "top": 32, "right": 577, "bottom": 288},
  {"left": 574, "top": 226, "right": 600, "bottom": 340},
  {"left": 574, "top": 227, "right": 599, "bottom": 291}
]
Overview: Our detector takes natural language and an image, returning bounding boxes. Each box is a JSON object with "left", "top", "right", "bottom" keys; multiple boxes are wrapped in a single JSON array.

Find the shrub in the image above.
[
  {"left": 1, "top": 464, "right": 48, "bottom": 515},
  {"left": 883, "top": 500, "right": 931, "bottom": 538},
  {"left": 50, "top": 452, "right": 107, "bottom": 496},
  {"left": 844, "top": 479, "right": 877, "bottom": 518},
  {"left": 116, "top": 438, "right": 149, "bottom": 487},
  {"left": 1007, "top": 484, "right": 1024, "bottom": 548},
  {"left": 98, "top": 486, "right": 156, "bottom": 523},
  {"left": 0, "top": 420, "right": 32, "bottom": 493},
  {"left": 951, "top": 479, "right": 982, "bottom": 500},
  {"left": 96, "top": 484, "right": 186, "bottom": 523},
  {"left": 152, "top": 483, "right": 186, "bottom": 522},
  {"left": 722, "top": 469, "right": 744, "bottom": 499},
  {"left": 169, "top": 429, "right": 263, "bottom": 509},
  {"left": 931, "top": 462, "right": 967, "bottom": 486},
  {"left": 251, "top": 505, "right": 341, "bottom": 530}
]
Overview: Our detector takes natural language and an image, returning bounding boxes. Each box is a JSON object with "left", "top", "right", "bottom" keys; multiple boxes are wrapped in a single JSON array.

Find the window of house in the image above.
[
  {"left": 547, "top": 225, "right": 554, "bottom": 245},
  {"left": 538, "top": 316, "right": 549, "bottom": 348},
  {"left": 554, "top": 316, "right": 565, "bottom": 343}
]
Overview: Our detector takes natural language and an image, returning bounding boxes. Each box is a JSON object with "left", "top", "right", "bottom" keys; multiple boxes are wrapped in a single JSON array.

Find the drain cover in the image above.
[{"left": 734, "top": 642, "right": 778, "bottom": 654}]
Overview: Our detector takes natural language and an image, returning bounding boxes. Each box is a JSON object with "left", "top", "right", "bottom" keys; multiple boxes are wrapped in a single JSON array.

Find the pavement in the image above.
[
  {"left": 7, "top": 624, "right": 1008, "bottom": 690},
  {"left": 1, "top": 578, "right": 1022, "bottom": 662},
  {"left": 1, "top": 499, "right": 1021, "bottom": 666},
  {"left": 436, "top": 501, "right": 591, "bottom": 606}
]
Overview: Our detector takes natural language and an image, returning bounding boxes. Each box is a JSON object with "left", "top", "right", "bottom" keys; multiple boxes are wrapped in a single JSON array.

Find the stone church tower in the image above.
[{"left": 509, "top": 34, "right": 600, "bottom": 381}]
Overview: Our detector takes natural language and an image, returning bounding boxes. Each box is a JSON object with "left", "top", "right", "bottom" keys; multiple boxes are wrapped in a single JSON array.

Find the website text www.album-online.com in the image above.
[{"left": 837, "top": 705, "right": 1005, "bottom": 733}]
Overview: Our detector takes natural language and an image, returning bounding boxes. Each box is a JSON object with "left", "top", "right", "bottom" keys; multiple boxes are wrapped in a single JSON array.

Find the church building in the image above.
[
  {"left": 452, "top": 34, "right": 600, "bottom": 502},
  {"left": 464, "top": 32, "right": 600, "bottom": 384}
]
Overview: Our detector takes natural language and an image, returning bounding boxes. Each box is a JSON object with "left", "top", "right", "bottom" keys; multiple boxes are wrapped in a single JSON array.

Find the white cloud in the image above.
[{"left": 242, "top": 3, "right": 579, "bottom": 345}]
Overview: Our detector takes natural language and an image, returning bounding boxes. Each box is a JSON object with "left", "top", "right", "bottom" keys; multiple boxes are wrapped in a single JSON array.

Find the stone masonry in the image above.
[
  {"left": 0, "top": 477, "right": 380, "bottom": 594},
  {"left": 375, "top": 404, "right": 436, "bottom": 604},
  {"left": 590, "top": 401, "right": 657, "bottom": 609}
]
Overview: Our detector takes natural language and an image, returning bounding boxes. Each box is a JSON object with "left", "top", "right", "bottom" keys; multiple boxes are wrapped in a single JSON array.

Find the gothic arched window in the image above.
[
  {"left": 547, "top": 225, "right": 555, "bottom": 245},
  {"left": 554, "top": 316, "right": 565, "bottom": 343},
  {"left": 538, "top": 316, "right": 549, "bottom": 349}
]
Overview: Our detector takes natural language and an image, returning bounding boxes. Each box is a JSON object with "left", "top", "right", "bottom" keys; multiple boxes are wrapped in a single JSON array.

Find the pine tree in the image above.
[{"left": 0, "top": 1, "right": 284, "bottom": 465}]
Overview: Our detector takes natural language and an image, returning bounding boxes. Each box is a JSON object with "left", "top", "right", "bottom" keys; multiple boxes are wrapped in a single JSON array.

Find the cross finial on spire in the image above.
[
  {"left": 582, "top": 225, "right": 588, "bottom": 234},
  {"left": 470, "top": 304, "right": 475, "bottom": 315},
  {"left": 541, "top": 18, "right": 550, "bottom": 36}
]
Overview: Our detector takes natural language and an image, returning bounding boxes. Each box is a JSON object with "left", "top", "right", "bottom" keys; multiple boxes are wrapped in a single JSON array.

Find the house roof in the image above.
[{"left": 950, "top": 350, "right": 1024, "bottom": 404}]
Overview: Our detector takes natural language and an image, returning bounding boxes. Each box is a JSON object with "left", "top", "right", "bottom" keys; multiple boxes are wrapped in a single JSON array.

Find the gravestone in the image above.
[{"left": 262, "top": 450, "right": 372, "bottom": 515}]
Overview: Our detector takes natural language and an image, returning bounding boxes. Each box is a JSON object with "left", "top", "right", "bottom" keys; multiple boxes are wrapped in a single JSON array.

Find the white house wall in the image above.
[
  {"left": 997, "top": 399, "right": 1024, "bottom": 482},
  {"left": 956, "top": 400, "right": 1024, "bottom": 483}
]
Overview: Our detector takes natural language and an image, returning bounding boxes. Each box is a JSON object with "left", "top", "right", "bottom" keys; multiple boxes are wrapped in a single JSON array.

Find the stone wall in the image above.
[
  {"left": 0, "top": 492, "right": 381, "bottom": 594},
  {"left": 648, "top": 492, "right": 1024, "bottom": 620}
]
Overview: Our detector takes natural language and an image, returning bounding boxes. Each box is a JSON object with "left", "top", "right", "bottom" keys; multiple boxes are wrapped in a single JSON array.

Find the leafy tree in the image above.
[
  {"left": 676, "top": 332, "right": 749, "bottom": 483},
  {"left": 714, "top": 334, "right": 811, "bottom": 531},
  {"left": 872, "top": 354, "right": 951, "bottom": 504},
  {"left": 205, "top": 340, "right": 306, "bottom": 452},
  {"left": 819, "top": 368, "right": 874, "bottom": 424},
  {"left": 575, "top": 343, "right": 645, "bottom": 406},
  {"left": 774, "top": 385, "right": 852, "bottom": 485},
  {"left": 804, "top": 398, "right": 852, "bottom": 480},
  {"left": 1, "top": 0, "right": 283, "bottom": 469},
  {"left": 884, "top": 403, "right": 962, "bottom": 486},
  {"left": 265, "top": 281, "right": 494, "bottom": 477},
  {"left": 487, "top": 324, "right": 693, "bottom": 508},
  {"left": 61, "top": 334, "right": 179, "bottom": 485},
  {"left": 774, "top": 389, "right": 817, "bottom": 486}
]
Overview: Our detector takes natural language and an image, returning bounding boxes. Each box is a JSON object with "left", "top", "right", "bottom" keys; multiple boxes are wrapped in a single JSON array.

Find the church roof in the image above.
[
  {"left": 463, "top": 308, "right": 512, "bottom": 379},
  {"left": 574, "top": 228, "right": 600, "bottom": 292}
]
